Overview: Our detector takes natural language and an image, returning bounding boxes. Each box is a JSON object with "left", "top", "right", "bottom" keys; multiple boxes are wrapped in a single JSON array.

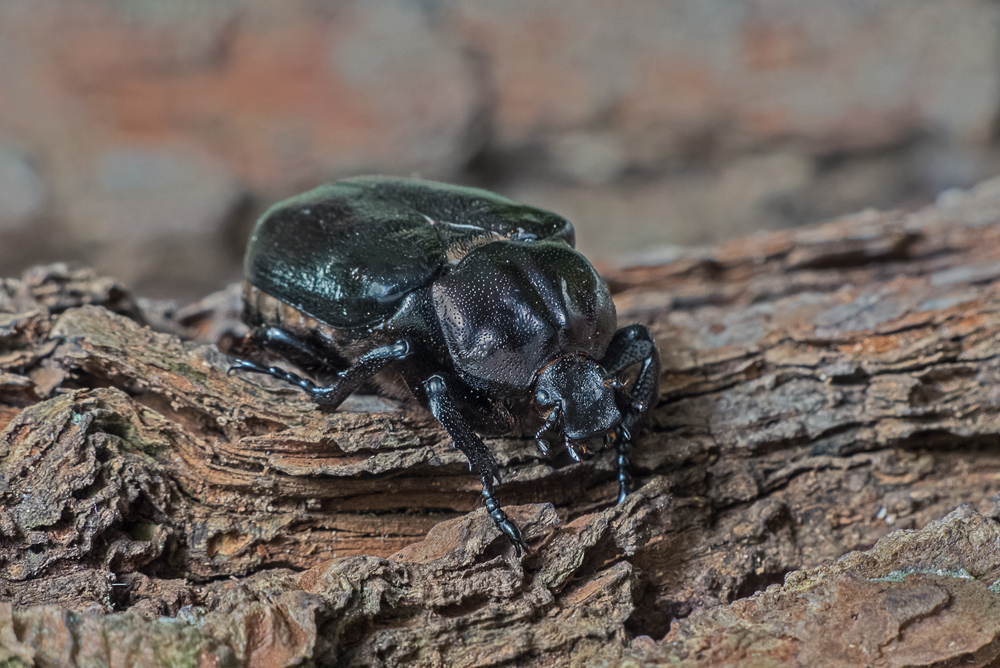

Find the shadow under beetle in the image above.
[{"left": 230, "top": 176, "right": 660, "bottom": 555}]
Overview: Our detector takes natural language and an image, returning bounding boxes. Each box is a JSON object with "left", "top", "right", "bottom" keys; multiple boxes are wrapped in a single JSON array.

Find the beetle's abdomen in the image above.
[
  {"left": 432, "top": 240, "right": 616, "bottom": 390},
  {"left": 242, "top": 282, "right": 340, "bottom": 341},
  {"left": 245, "top": 182, "right": 446, "bottom": 328}
]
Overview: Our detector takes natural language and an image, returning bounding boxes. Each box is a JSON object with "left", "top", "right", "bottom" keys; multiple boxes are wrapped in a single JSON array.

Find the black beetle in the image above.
[{"left": 230, "top": 176, "right": 660, "bottom": 555}]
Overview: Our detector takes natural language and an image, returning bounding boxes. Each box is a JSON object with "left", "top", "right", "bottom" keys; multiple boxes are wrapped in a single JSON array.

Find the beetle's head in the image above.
[{"left": 533, "top": 355, "right": 634, "bottom": 456}]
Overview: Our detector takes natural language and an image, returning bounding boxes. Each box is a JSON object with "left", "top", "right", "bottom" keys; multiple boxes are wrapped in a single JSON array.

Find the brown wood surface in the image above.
[{"left": 4, "top": 179, "right": 1000, "bottom": 666}]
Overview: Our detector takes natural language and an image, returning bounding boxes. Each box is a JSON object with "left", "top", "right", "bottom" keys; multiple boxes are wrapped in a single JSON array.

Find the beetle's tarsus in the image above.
[
  {"left": 483, "top": 480, "right": 525, "bottom": 557},
  {"left": 616, "top": 439, "right": 632, "bottom": 504},
  {"left": 229, "top": 359, "right": 319, "bottom": 393}
]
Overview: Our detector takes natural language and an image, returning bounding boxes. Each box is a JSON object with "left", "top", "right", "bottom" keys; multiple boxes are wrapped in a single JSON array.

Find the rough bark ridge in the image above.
[{"left": 4, "top": 179, "right": 1000, "bottom": 666}]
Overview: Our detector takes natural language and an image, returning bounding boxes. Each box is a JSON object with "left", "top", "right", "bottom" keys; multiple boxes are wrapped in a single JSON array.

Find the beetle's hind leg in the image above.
[
  {"left": 601, "top": 325, "right": 660, "bottom": 416},
  {"left": 249, "top": 326, "right": 350, "bottom": 375},
  {"left": 423, "top": 374, "right": 525, "bottom": 556},
  {"left": 600, "top": 324, "right": 660, "bottom": 503},
  {"left": 229, "top": 325, "right": 347, "bottom": 394},
  {"left": 230, "top": 339, "right": 410, "bottom": 411}
]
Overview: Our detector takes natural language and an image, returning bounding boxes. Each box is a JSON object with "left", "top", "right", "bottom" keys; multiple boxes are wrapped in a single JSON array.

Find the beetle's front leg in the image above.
[
  {"left": 600, "top": 324, "right": 661, "bottom": 503},
  {"left": 601, "top": 324, "right": 660, "bottom": 421},
  {"left": 230, "top": 340, "right": 410, "bottom": 411},
  {"left": 423, "top": 375, "right": 525, "bottom": 556}
]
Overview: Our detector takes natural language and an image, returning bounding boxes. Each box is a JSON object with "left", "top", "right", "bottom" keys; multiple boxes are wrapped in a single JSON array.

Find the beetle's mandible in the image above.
[{"left": 230, "top": 176, "right": 660, "bottom": 555}]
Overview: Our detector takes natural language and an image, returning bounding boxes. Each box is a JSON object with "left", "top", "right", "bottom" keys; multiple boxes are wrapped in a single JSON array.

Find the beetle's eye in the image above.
[{"left": 536, "top": 389, "right": 550, "bottom": 405}]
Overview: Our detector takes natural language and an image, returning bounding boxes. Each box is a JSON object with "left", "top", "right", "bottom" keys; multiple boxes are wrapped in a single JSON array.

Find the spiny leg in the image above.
[
  {"left": 230, "top": 340, "right": 409, "bottom": 411},
  {"left": 423, "top": 374, "right": 525, "bottom": 556},
  {"left": 601, "top": 325, "right": 660, "bottom": 421},
  {"left": 600, "top": 324, "right": 660, "bottom": 502}
]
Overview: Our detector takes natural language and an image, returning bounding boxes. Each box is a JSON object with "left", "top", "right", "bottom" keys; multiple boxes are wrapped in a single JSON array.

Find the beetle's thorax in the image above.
[{"left": 431, "top": 239, "right": 617, "bottom": 391}]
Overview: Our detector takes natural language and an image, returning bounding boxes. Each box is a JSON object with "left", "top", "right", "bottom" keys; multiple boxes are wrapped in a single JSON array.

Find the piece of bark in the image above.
[
  {"left": 3, "top": 177, "right": 1000, "bottom": 666},
  {"left": 620, "top": 504, "right": 1000, "bottom": 667}
]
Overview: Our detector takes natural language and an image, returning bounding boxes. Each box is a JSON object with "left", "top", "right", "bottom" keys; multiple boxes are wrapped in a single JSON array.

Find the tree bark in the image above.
[{"left": 4, "top": 178, "right": 1000, "bottom": 666}]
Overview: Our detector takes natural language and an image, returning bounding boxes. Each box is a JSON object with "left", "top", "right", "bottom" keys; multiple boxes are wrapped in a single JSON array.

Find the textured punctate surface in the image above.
[
  {"left": 432, "top": 238, "right": 615, "bottom": 390},
  {"left": 245, "top": 176, "right": 574, "bottom": 328}
]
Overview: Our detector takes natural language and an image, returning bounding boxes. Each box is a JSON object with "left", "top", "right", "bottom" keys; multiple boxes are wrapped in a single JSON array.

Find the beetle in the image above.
[{"left": 230, "top": 176, "right": 660, "bottom": 555}]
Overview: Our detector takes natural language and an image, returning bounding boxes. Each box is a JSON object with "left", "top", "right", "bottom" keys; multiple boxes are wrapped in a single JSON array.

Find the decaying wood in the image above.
[{"left": 5, "top": 178, "right": 1000, "bottom": 666}]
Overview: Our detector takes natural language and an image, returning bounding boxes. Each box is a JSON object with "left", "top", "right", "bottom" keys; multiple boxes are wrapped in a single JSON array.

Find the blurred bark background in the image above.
[
  {"left": 5, "top": 174, "right": 1000, "bottom": 666},
  {"left": 2, "top": 0, "right": 1000, "bottom": 301}
]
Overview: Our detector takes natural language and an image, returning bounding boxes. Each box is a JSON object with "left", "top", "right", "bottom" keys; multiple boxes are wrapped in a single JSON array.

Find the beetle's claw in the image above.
[
  {"left": 535, "top": 438, "right": 550, "bottom": 455},
  {"left": 491, "top": 510, "right": 526, "bottom": 557},
  {"left": 617, "top": 485, "right": 629, "bottom": 505},
  {"left": 616, "top": 438, "right": 632, "bottom": 505},
  {"left": 228, "top": 359, "right": 262, "bottom": 376}
]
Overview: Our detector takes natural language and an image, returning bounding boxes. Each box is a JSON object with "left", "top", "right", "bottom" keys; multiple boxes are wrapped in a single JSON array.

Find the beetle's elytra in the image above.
[{"left": 231, "top": 176, "right": 660, "bottom": 555}]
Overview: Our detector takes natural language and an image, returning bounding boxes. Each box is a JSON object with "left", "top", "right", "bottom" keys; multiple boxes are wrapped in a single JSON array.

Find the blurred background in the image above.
[{"left": 1, "top": 0, "right": 998, "bottom": 302}]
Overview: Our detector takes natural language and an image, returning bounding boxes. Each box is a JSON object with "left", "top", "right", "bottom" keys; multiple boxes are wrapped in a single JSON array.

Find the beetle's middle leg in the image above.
[
  {"left": 423, "top": 374, "right": 525, "bottom": 556},
  {"left": 230, "top": 339, "right": 410, "bottom": 411}
]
